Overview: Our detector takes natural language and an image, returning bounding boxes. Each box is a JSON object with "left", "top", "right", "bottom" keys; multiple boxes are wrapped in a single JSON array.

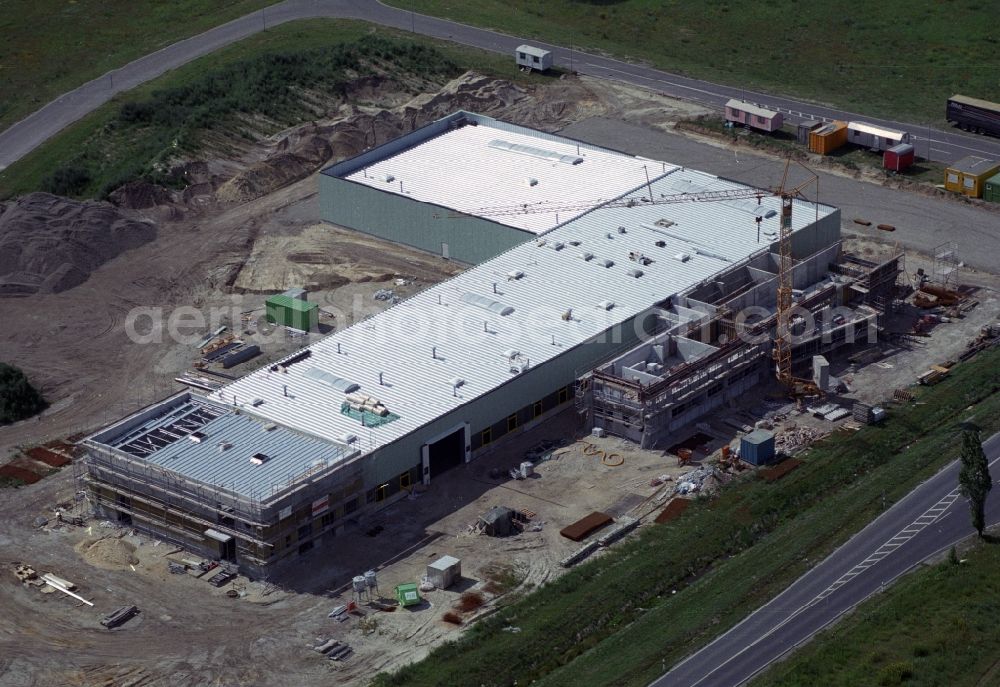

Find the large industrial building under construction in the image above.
[{"left": 82, "top": 112, "right": 900, "bottom": 577}]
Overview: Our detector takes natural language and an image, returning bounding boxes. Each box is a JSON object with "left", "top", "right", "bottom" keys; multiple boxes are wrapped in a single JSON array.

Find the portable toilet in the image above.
[
  {"left": 740, "top": 429, "right": 776, "bottom": 466},
  {"left": 395, "top": 583, "right": 422, "bottom": 607},
  {"left": 797, "top": 120, "right": 822, "bottom": 145},
  {"left": 516, "top": 45, "right": 553, "bottom": 72}
]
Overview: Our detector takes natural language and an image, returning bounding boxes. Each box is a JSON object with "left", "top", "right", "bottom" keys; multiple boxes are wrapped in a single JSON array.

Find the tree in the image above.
[
  {"left": 0, "top": 363, "right": 47, "bottom": 425},
  {"left": 958, "top": 428, "right": 992, "bottom": 537}
]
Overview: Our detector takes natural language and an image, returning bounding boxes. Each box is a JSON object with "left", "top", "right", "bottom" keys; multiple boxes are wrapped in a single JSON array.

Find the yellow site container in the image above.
[
  {"left": 944, "top": 156, "right": 1000, "bottom": 197},
  {"left": 808, "top": 120, "right": 848, "bottom": 155}
]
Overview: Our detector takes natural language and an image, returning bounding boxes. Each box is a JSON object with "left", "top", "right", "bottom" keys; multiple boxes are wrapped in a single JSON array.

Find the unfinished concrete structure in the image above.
[{"left": 581, "top": 247, "right": 902, "bottom": 448}]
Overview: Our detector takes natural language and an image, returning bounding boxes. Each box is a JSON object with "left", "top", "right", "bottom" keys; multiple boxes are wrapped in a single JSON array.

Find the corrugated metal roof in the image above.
[
  {"left": 517, "top": 45, "right": 551, "bottom": 57},
  {"left": 948, "top": 155, "right": 1000, "bottom": 175},
  {"left": 101, "top": 399, "right": 357, "bottom": 500},
  {"left": 218, "top": 168, "right": 837, "bottom": 455},
  {"left": 342, "top": 120, "right": 674, "bottom": 234},
  {"left": 848, "top": 121, "right": 907, "bottom": 141},
  {"left": 725, "top": 99, "right": 779, "bottom": 119}
]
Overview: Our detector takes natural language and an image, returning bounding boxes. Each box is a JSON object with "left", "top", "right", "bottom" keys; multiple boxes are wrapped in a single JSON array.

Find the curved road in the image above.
[
  {"left": 2, "top": 0, "right": 1000, "bottom": 171},
  {"left": 655, "top": 430, "right": 1000, "bottom": 687}
]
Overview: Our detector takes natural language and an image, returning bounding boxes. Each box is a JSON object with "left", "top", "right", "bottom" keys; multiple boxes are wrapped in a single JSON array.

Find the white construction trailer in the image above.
[{"left": 516, "top": 45, "right": 553, "bottom": 72}]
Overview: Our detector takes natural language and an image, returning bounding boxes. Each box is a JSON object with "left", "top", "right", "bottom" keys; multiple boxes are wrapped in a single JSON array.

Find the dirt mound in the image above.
[
  {"left": 0, "top": 193, "right": 156, "bottom": 296},
  {"left": 76, "top": 537, "right": 139, "bottom": 570},
  {"left": 108, "top": 181, "right": 173, "bottom": 209}
]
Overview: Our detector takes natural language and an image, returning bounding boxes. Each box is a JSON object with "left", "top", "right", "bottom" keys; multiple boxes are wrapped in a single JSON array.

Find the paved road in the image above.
[
  {"left": 2, "top": 0, "right": 999, "bottom": 171},
  {"left": 655, "top": 430, "right": 1000, "bottom": 687}
]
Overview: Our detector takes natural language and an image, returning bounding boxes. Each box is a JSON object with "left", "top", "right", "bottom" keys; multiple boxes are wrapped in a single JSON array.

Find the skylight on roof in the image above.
[
  {"left": 460, "top": 292, "right": 514, "bottom": 316},
  {"left": 488, "top": 139, "right": 584, "bottom": 165}
]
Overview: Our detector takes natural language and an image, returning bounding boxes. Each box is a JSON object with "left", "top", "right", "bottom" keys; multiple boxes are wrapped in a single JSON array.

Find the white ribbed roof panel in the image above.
[
  {"left": 343, "top": 121, "right": 674, "bottom": 234},
  {"left": 219, "top": 167, "right": 836, "bottom": 455}
]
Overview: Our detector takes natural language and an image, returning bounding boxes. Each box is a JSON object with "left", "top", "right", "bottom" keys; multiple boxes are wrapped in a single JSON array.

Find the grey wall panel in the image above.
[{"left": 319, "top": 175, "right": 532, "bottom": 265}]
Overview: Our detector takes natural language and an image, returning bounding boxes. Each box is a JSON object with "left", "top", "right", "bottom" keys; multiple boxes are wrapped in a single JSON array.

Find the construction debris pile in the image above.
[{"left": 774, "top": 425, "right": 824, "bottom": 454}]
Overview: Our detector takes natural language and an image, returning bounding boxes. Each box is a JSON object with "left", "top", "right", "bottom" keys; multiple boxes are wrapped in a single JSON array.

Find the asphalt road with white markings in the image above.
[
  {"left": 2, "top": 0, "right": 1000, "bottom": 170},
  {"left": 655, "top": 430, "right": 1000, "bottom": 687}
]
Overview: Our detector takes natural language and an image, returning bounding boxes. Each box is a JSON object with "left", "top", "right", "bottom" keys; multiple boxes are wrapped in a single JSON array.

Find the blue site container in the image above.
[{"left": 741, "top": 429, "right": 776, "bottom": 466}]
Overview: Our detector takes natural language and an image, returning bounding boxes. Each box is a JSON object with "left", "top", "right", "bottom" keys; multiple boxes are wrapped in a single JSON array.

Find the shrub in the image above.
[
  {"left": 42, "top": 165, "right": 91, "bottom": 197},
  {"left": 878, "top": 661, "right": 914, "bottom": 685},
  {"left": 0, "top": 363, "right": 47, "bottom": 424}
]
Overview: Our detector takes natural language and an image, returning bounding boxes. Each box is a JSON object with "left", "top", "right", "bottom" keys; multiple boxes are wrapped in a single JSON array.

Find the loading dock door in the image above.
[{"left": 427, "top": 428, "right": 465, "bottom": 479}]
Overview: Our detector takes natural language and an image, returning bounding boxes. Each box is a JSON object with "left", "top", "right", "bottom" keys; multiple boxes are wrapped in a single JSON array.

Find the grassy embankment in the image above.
[
  {"left": 751, "top": 540, "right": 1000, "bottom": 687},
  {"left": 387, "top": 0, "right": 999, "bottom": 124},
  {"left": 0, "top": 0, "right": 279, "bottom": 131},
  {"left": 374, "top": 346, "right": 1000, "bottom": 687},
  {"left": 0, "top": 20, "right": 546, "bottom": 201}
]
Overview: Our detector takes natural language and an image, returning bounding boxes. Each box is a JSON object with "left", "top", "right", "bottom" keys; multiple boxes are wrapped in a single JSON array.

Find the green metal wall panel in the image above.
[{"left": 319, "top": 174, "right": 533, "bottom": 265}]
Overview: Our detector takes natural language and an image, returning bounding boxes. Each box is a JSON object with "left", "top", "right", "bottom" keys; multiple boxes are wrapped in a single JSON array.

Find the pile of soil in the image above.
[
  {"left": 0, "top": 193, "right": 156, "bottom": 296},
  {"left": 75, "top": 537, "right": 140, "bottom": 570}
]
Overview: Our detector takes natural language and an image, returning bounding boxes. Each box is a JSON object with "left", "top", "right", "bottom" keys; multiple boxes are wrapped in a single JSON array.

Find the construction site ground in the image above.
[{"left": 2, "top": 68, "right": 1000, "bottom": 687}]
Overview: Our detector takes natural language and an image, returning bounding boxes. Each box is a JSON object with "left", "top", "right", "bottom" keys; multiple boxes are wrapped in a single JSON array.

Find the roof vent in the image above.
[
  {"left": 449, "top": 377, "right": 465, "bottom": 389},
  {"left": 617, "top": 226, "right": 627, "bottom": 234},
  {"left": 599, "top": 259, "right": 615, "bottom": 268},
  {"left": 337, "top": 433, "right": 358, "bottom": 444},
  {"left": 674, "top": 253, "right": 691, "bottom": 262},
  {"left": 524, "top": 177, "right": 538, "bottom": 187},
  {"left": 568, "top": 240, "right": 581, "bottom": 246},
  {"left": 654, "top": 240, "right": 666, "bottom": 248},
  {"left": 579, "top": 251, "right": 594, "bottom": 261},
  {"left": 598, "top": 300, "right": 615, "bottom": 310},
  {"left": 251, "top": 398, "right": 264, "bottom": 407},
  {"left": 628, "top": 269, "right": 644, "bottom": 278},
  {"left": 536, "top": 239, "right": 547, "bottom": 247},
  {"left": 249, "top": 453, "right": 271, "bottom": 465},
  {"left": 655, "top": 219, "right": 675, "bottom": 228},
  {"left": 217, "top": 441, "right": 231, "bottom": 453},
  {"left": 551, "top": 241, "right": 565, "bottom": 251},
  {"left": 507, "top": 270, "right": 525, "bottom": 281},
  {"left": 188, "top": 431, "right": 206, "bottom": 443},
  {"left": 262, "top": 423, "right": 277, "bottom": 432},
  {"left": 381, "top": 174, "right": 395, "bottom": 183}
]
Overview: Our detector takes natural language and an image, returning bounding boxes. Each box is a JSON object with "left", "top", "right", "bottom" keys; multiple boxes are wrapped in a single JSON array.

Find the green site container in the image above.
[
  {"left": 395, "top": 583, "right": 421, "bottom": 607},
  {"left": 984, "top": 173, "right": 1000, "bottom": 203},
  {"left": 265, "top": 294, "right": 318, "bottom": 331}
]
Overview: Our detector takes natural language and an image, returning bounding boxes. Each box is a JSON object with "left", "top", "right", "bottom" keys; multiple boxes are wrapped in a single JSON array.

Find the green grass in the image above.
[
  {"left": 0, "top": 0, "right": 279, "bottom": 131},
  {"left": 0, "top": 19, "right": 547, "bottom": 201},
  {"left": 386, "top": 0, "right": 1000, "bottom": 124},
  {"left": 750, "top": 541, "right": 1000, "bottom": 687},
  {"left": 374, "top": 347, "right": 1000, "bottom": 687}
]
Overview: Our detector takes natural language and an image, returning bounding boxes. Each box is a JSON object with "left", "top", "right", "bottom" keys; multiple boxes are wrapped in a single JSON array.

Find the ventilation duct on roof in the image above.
[
  {"left": 381, "top": 174, "right": 395, "bottom": 183},
  {"left": 507, "top": 270, "right": 525, "bottom": 280},
  {"left": 460, "top": 292, "right": 514, "bottom": 316},
  {"left": 674, "top": 253, "right": 691, "bottom": 262},
  {"left": 250, "top": 453, "right": 271, "bottom": 465},
  {"left": 598, "top": 300, "right": 615, "bottom": 311},
  {"left": 599, "top": 259, "right": 615, "bottom": 268},
  {"left": 304, "top": 368, "right": 360, "bottom": 393},
  {"left": 488, "top": 139, "right": 583, "bottom": 164},
  {"left": 628, "top": 269, "right": 644, "bottom": 278},
  {"left": 579, "top": 252, "right": 594, "bottom": 261},
  {"left": 524, "top": 177, "right": 538, "bottom": 187}
]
